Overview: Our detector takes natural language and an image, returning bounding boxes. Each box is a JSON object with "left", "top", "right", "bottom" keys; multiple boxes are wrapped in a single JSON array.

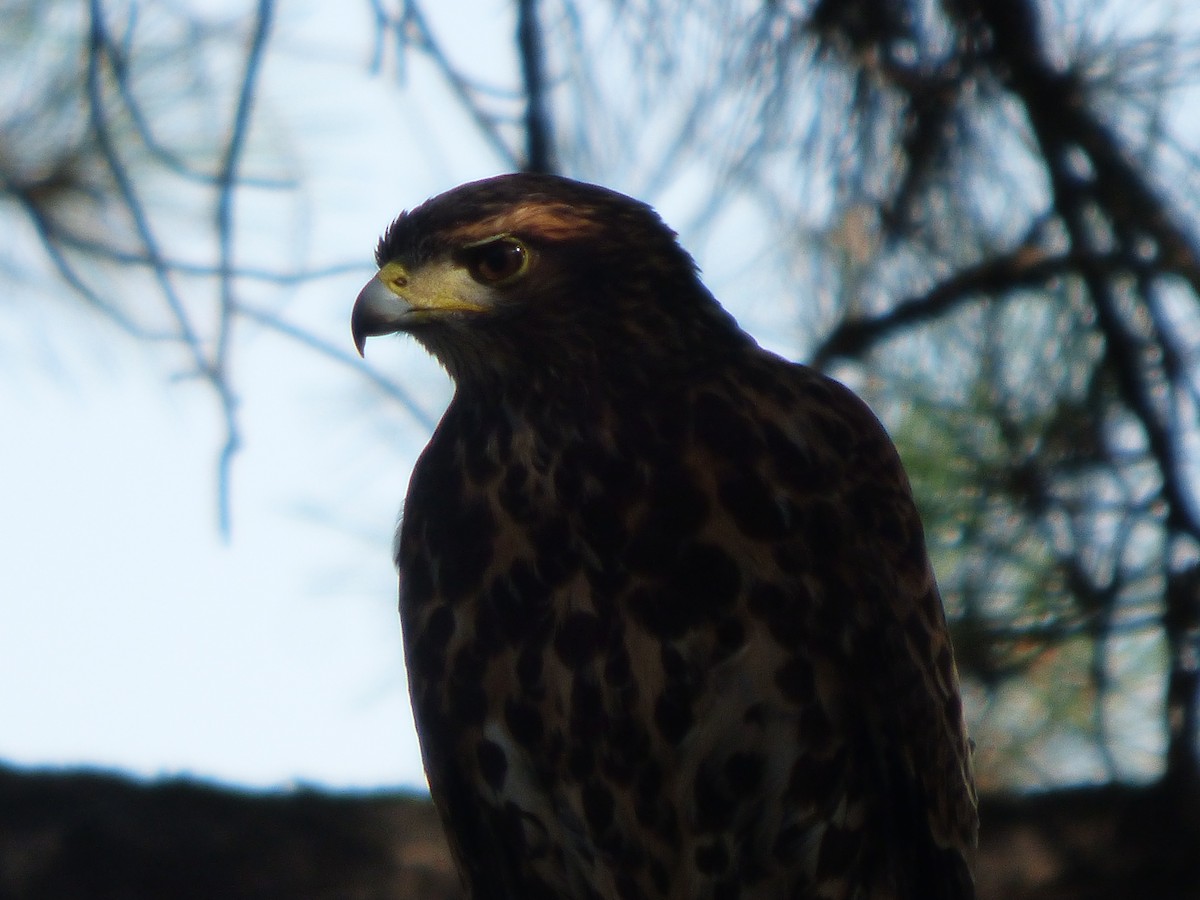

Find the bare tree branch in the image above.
[
  {"left": 516, "top": 0, "right": 556, "bottom": 174},
  {"left": 209, "top": 0, "right": 274, "bottom": 534}
]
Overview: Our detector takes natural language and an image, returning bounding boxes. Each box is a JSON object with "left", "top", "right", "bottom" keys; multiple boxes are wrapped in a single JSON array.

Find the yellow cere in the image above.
[{"left": 379, "top": 259, "right": 491, "bottom": 314}]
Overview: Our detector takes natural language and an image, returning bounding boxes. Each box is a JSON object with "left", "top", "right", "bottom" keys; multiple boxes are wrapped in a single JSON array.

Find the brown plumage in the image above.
[{"left": 352, "top": 173, "right": 978, "bottom": 899}]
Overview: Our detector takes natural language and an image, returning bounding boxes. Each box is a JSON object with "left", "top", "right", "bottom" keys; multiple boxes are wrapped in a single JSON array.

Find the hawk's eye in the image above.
[{"left": 462, "top": 237, "right": 528, "bottom": 285}]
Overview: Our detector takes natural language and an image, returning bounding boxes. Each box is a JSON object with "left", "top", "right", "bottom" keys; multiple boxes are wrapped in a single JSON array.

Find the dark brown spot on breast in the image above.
[
  {"left": 579, "top": 496, "right": 630, "bottom": 562},
  {"left": 763, "top": 421, "right": 828, "bottom": 494},
  {"left": 567, "top": 742, "right": 594, "bottom": 780},
  {"left": 632, "top": 543, "right": 742, "bottom": 639},
  {"left": 436, "top": 497, "right": 495, "bottom": 601},
  {"left": 714, "top": 617, "right": 747, "bottom": 659},
  {"left": 483, "top": 561, "right": 554, "bottom": 647},
  {"left": 418, "top": 609, "right": 453, "bottom": 663},
  {"left": 504, "top": 698, "right": 544, "bottom": 748},
  {"left": 773, "top": 822, "right": 808, "bottom": 864},
  {"left": 772, "top": 542, "right": 808, "bottom": 576},
  {"left": 570, "top": 674, "right": 605, "bottom": 737},
  {"left": 693, "top": 769, "right": 737, "bottom": 829},
  {"left": 407, "top": 604, "right": 455, "bottom": 679},
  {"left": 625, "top": 465, "right": 710, "bottom": 574},
  {"left": 799, "top": 703, "right": 837, "bottom": 757},
  {"left": 604, "top": 638, "right": 634, "bottom": 686},
  {"left": 498, "top": 465, "right": 536, "bottom": 523},
  {"left": 516, "top": 645, "right": 544, "bottom": 691},
  {"left": 743, "top": 703, "right": 768, "bottom": 726},
  {"left": 649, "top": 857, "right": 671, "bottom": 894},
  {"left": 476, "top": 738, "right": 508, "bottom": 791},
  {"left": 612, "top": 871, "right": 645, "bottom": 900},
  {"left": 816, "top": 822, "right": 861, "bottom": 880},
  {"left": 552, "top": 453, "right": 584, "bottom": 502},
  {"left": 724, "top": 751, "right": 766, "bottom": 793},
  {"left": 532, "top": 515, "right": 579, "bottom": 587},
  {"left": 749, "top": 582, "right": 812, "bottom": 648},
  {"left": 718, "top": 471, "right": 790, "bottom": 540},
  {"left": 586, "top": 559, "right": 630, "bottom": 595},
  {"left": 848, "top": 483, "right": 904, "bottom": 543},
  {"left": 463, "top": 438, "right": 501, "bottom": 484},
  {"left": 448, "top": 644, "right": 489, "bottom": 725},
  {"left": 694, "top": 841, "right": 731, "bottom": 875},
  {"left": 582, "top": 781, "right": 616, "bottom": 831},
  {"left": 601, "top": 714, "right": 651, "bottom": 783},
  {"left": 398, "top": 536, "right": 434, "bottom": 598},
  {"left": 694, "top": 392, "right": 764, "bottom": 459},
  {"left": 775, "top": 655, "right": 816, "bottom": 704},
  {"left": 801, "top": 498, "right": 848, "bottom": 562},
  {"left": 660, "top": 641, "right": 687, "bottom": 678},
  {"left": 635, "top": 756, "right": 663, "bottom": 796},
  {"left": 554, "top": 610, "right": 602, "bottom": 667},
  {"left": 654, "top": 689, "right": 693, "bottom": 744}
]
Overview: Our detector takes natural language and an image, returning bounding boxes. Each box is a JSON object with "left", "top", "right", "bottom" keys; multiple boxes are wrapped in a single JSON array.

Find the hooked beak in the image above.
[{"left": 351, "top": 273, "right": 412, "bottom": 357}]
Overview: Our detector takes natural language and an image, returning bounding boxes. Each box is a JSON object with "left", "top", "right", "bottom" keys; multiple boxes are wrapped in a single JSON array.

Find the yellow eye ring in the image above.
[{"left": 460, "top": 236, "right": 529, "bottom": 286}]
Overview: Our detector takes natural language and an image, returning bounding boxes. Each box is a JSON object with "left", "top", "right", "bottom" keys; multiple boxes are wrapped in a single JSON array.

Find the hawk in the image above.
[{"left": 352, "top": 173, "right": 978, "bottom": 899}]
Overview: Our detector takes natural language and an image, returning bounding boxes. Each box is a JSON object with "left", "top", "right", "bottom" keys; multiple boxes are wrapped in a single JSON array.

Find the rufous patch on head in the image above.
[{"left": 449, "top": 202, "right": 605, "bottom": 244}]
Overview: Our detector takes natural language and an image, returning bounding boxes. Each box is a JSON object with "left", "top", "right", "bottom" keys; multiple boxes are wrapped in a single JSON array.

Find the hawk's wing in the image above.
[{"left": 689, "top": 360, "right": 977, "bottom": 896}]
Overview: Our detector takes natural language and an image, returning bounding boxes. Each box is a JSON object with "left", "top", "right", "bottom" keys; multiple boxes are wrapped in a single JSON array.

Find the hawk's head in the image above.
[{"left": 352, "top": 174, "right": 746, "bottom": 386}]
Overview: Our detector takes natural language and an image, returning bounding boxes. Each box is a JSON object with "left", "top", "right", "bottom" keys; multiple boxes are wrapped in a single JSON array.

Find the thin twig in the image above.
[{"left": 208, "top": 0, "right": 275, "bottom": 535}]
